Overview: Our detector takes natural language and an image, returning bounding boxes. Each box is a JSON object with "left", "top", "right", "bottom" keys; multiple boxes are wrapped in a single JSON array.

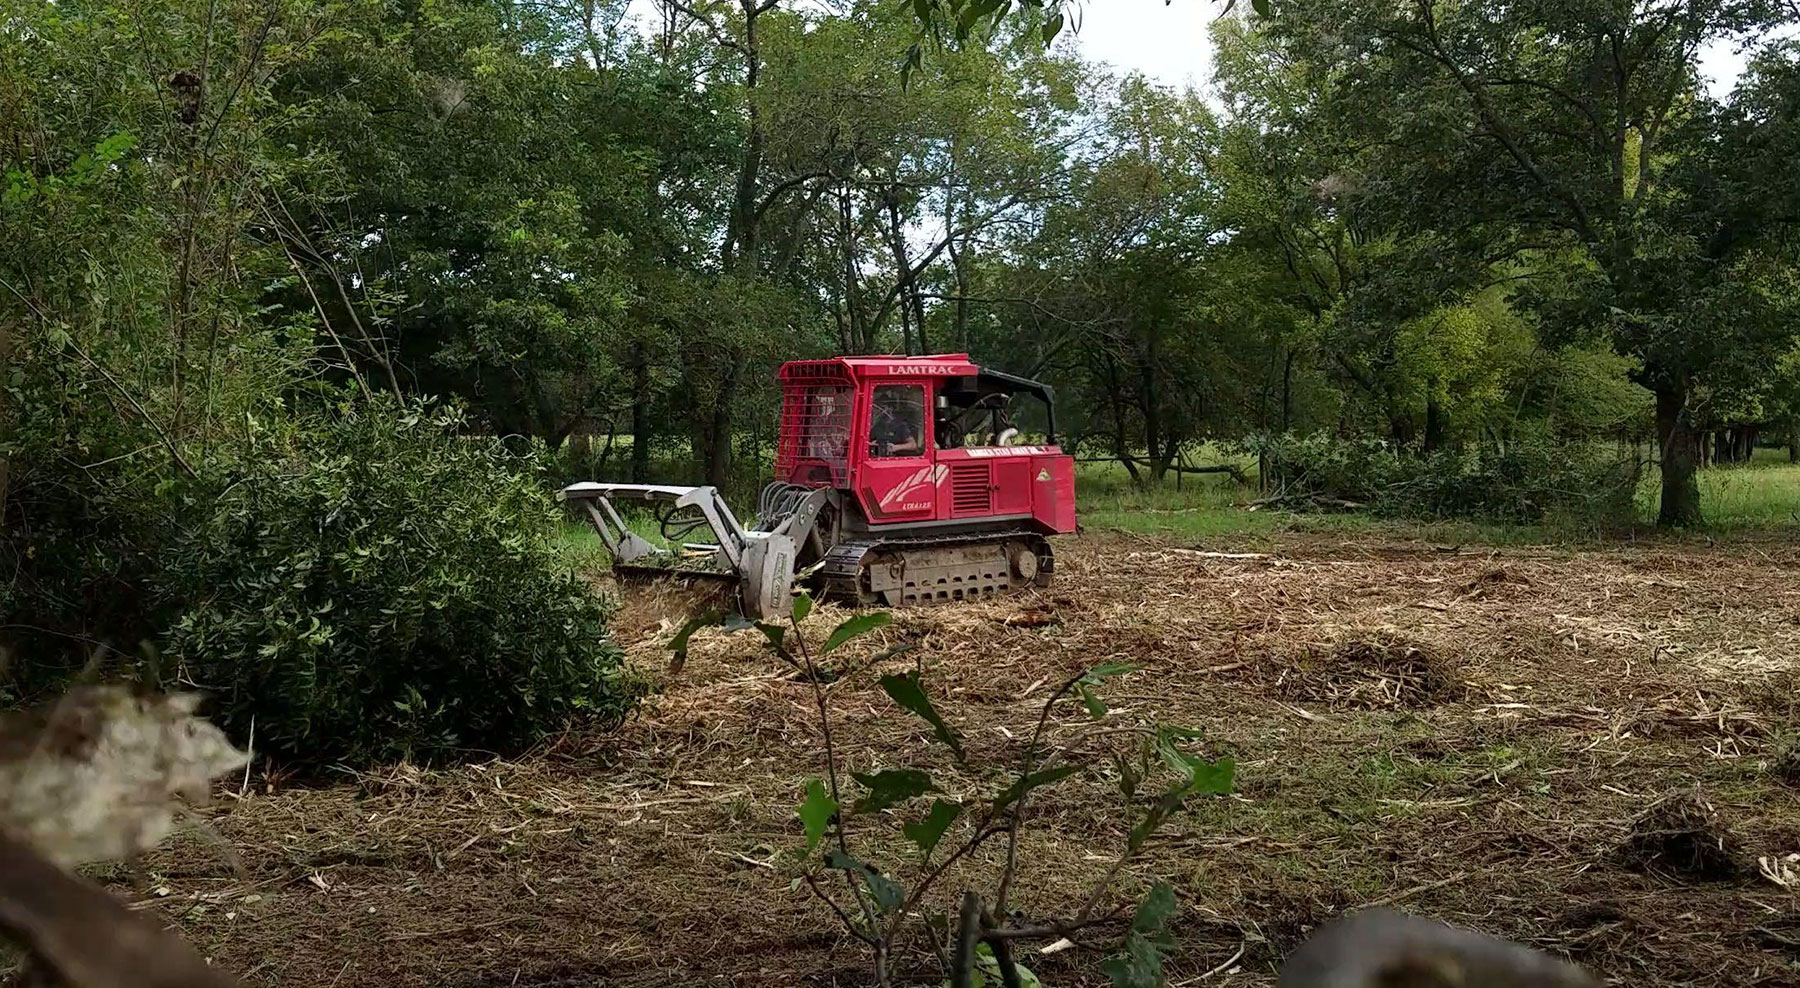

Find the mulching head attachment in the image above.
[{"left": 559, "top": 483, "right": 824, "bottom": 622}]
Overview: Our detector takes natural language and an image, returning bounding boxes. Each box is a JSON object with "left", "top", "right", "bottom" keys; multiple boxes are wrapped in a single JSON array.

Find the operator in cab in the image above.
[{"left": 870, "top": 387, "right": 925, "bottom": 457}]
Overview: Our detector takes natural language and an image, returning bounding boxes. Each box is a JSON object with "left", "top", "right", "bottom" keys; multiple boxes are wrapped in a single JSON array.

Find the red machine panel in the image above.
[{"left": 776, "top": 354, "right": 1077, "bottom": 537}]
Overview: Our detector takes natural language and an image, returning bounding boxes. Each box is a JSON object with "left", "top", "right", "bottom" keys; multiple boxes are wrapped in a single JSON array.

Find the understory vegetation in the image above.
[
  {"left": 5, "top": 0, "right": 1800, "bottom": 768},
  {"left": 160, "top": 401, "right": 641, "bottom": 764}
]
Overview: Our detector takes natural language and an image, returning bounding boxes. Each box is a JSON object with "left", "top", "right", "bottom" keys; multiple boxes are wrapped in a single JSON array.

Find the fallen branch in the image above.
[{"left": 0, "top": 828, "right": 240, "bottom": 988}]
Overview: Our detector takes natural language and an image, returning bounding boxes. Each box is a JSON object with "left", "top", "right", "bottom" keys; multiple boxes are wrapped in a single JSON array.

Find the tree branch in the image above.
[
  {"left": 661, "top": 0, "right": 745, "bottom": 54},
  {"left": 1395, "top": 2, "right": 1599, "bottom": 242}
]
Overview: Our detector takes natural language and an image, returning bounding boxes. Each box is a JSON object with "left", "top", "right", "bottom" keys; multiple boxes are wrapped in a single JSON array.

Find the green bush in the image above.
[
  {"left": 1249, "top": 431, "right": 1642, "bottom": 528},
  {"left": 0, "top": 350, "right": 191, "bottom": 692},
  {"left": 158, "top": 399, "right": 641, "bottom": 765},
  {"left": 1389, "top": 444, "right": 1642, "bottom": 528},
  {"left": 1250, "top": 432, "right": 1399, "bottom": 506}
]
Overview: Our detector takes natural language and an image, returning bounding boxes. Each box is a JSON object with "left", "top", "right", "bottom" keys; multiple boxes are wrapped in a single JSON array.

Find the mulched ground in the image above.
[{"left": 118, "top": 529, "right": 1800, "bottom": 987}]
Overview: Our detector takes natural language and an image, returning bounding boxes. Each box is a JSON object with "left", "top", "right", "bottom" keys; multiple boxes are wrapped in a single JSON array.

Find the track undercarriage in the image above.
[{"left": 820, "top": 532, "right": 1054, "bottom": 608}]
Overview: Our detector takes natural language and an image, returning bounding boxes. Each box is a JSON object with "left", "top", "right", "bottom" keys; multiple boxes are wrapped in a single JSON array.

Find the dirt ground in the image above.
[{"left": 123, "top": 530, "right": 1800, "bottom": 987}]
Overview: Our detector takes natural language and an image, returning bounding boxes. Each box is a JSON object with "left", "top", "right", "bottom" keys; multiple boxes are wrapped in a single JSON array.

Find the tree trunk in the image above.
[
  {"left": 837, "top": 187, "right": 864, "bottom": 352},
  {"left": 1137, "top": 339, "right": 1165, "bottom": 482},
  {"left": 1789, "top": 424, "right": 1798, "bottom": 464},
  {"left": 947, "top": 223, "right": 970, "bottom": 351},
  {"left": 1280, "top": 348, "right": 1294, "bottom": 433},
  {"left": 1655, "top": 382, "right": 1702, "bottom": 528},
  {"left": 630, "top": 353, "right": 651, "bottom": 483},
  {"left": 703, "top": 366, "right": 737, "bottom": 489},
  {"left": 0, "top": 314, "right": 12, "bottom": 526},
  {"left": 721, "top": 3, "right": 766, "bottom": 276},
  {"left": 1102, "top": 354, "right": 1140, "bottom": 484},
  {"left": 1389, "top": 412, "right": 1415, "bottom": 449},
  {"left": 945, "top": 142, "right": 969, "bottom": 351},
  {"left": 1140, "top": 394, "right": 1164, "bottom": 482},
  {"left": 884, "top": 191, "right": 927, "bottom": 355},
  {"left": 1423, "top": 392, "right": 1445, "bottom": 453}
]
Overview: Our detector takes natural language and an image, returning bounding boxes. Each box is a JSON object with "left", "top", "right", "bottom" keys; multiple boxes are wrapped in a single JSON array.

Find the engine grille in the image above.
[{"left": 950, "top": 464, "right": 992, "bottom": 515}]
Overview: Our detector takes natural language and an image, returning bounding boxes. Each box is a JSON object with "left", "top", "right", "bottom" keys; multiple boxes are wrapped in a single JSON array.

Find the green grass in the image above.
[
  {"left": 1077, "top": 448, "right": 1800, "bottom": 542},
  {"left": 1071, "top": 458, "right": 1575, "bottom": 546},
  {"left": 553, "top": 522, "right": 612, "bottom": 571},
  {"left": 555, "top": 504, "right": 694, "bottom": 574},
  {"left": 557, "top": 446, "right": 1800, "bottom": 569},
  {"left": 1072, "top": 458, "right": 1284, "bottom": 538},
  {"left": 1632, "top": 448, "right": 1800, "bottom": 531}
]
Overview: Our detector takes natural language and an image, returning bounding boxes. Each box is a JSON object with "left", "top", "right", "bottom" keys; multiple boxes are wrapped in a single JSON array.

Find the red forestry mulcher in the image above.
[{"left": 561, "top": 354, "right": 1078, "bottom": 620}]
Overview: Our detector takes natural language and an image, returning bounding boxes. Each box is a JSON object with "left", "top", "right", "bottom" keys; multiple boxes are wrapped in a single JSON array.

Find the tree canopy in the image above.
[{"left": 4, "top": 0, "right": 1798, "bottom": 552}]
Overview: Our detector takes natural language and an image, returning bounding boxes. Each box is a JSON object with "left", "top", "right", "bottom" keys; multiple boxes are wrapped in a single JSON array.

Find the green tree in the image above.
[
  {"left": 975, "top": 76, "right": 1236, "bottom": 478},
  {"left": 1259, "top": 0, "right": 1800, "bottom": 525}
]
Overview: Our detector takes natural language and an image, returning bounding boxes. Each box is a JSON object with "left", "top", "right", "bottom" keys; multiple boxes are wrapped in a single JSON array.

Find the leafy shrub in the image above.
[
  {"left": 1388, "top": 443, "right": 1642, "bottom": 528},
  {"left": 158, "top": 399, "right": 641, "bottom": 765},
  {"left": 0, "top": 350, "right": 196, "bottom": 693},
  {"left": 1249, "top": 431, "right": 1642, "bottom": 529},
  {"left": 1249, "top": 432, "right": 1400, "bottom": 507}
]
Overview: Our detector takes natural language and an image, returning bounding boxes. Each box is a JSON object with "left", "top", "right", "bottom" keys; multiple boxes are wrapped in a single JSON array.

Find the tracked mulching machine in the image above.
[{"left": 561, "top": 354, "right": 1077, "bottom": 619}]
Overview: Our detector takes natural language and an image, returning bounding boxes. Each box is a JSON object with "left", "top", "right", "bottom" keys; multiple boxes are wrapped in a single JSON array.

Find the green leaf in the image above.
[
  {"left": 669, "top": 610, "right": 721, "bottom": 662},
  {"left": 756, "top": 621, "right": 787, "bottom": 653},
  {"left": 978, "top": 940, "right": 1040, "bottom": 985},
  {"left": 955, "top": 8, "right": 977, "bottom": 38},
  {"left": 1079, "top": 684, "right": 1107, "bottom": 719},
  {"left": 792, "top": 590, "right": 813, "bottom": 623},
  {"left": 1187, "top": 756, "right": 1235, "bottom": 796},
  {"left": 797, "top": 778, "right": 837, "bottom": 853},
  {"left": 1102, "top": 931, "right": 1166, "bottom": 988},
  {"left": 721, "top": 614, "right": 755, "bottom": 633},
  {"left": 824, "top": 849, "right": 905, "bottom": 912},
  {"left": 994, "top": 764, "right": 1083, "bottom": 813},
  {"left": 879, "top": 671, "right": 965, "bottom": 759},
  {"left": 902, "top": 799, "right": 962, "bottom": 855},
  {"left": 1106, "top": 886, "right": 1178, "bottom": 988},
  {"left": 1040, "top": 10, "right": 1064, "bottom": 43},
  {"left": 1131, "top": 882, "right": 1178, "bottom": 935},
  {"left": 824, "top": 612, "right": 891, "bottom": 653},
  {"left": 1127, "top": 758, "right": 1228, "bottom": 853},
  {"left": 852, "top": 769, "right": 935, "bottom": 813},
  {"left": 871, "top": 642, "right": 921, "bottom": 665},
  {"left": 866, "top": 870, "right": 905, "bottom": 913},
  {"left": 1156, "top": 732, "right": 1236, "bottom": 797},
  {"left": 1113, "top": 750, "right": 1142, "bottom": 800},
  {"left": 1251, "top": 0, "right": 1272, "bottom": 16}
]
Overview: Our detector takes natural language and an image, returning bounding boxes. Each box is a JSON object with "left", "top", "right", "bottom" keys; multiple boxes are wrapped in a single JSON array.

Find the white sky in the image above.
[
  {"left": 1063, "top": 0, "right": 1221, "bottom": 93},
  {"left": 618, "top": 1, "right": 1782, "bottom": 100},
  {"left": 1069, "top": 2, "right": 1782, "bottom": 100}
]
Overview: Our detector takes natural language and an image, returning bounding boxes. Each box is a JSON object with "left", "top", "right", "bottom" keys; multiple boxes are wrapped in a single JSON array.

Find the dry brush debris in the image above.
[{"left": 84, "top": 530, "right": 1800, "bottom": 987}]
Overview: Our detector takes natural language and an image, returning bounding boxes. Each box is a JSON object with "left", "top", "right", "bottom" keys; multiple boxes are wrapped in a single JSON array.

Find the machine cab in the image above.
[{"left": 773, "top": 355, "right": 1077, "bottom": 536}]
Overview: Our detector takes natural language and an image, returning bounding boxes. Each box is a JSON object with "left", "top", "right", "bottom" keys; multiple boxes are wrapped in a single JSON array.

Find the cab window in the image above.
[{"left": 869, "top": 385, "right": 926, "bottom": 459}]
